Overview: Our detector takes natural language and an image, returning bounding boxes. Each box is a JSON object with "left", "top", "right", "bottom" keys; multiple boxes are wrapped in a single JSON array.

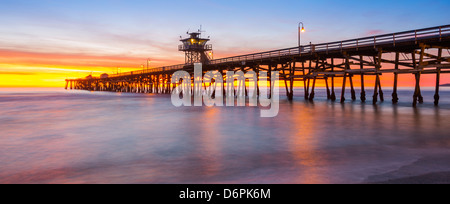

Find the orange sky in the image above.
[{"left": 0, "top": 49, "right": 183, "bottom": 87}]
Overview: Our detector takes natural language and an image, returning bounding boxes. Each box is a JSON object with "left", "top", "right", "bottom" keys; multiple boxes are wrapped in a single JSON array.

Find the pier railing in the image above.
[
  {"left": 210, "top": 25, "right": 450, "bottom": 64},
  {"left": 104, "top": 25, "right": 450, "bottom": 79}
]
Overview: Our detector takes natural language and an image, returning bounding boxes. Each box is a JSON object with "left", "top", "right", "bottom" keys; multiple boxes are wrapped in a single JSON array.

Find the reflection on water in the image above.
[{"left": 1, "top": 87, "right": 450, "bottom": 183}]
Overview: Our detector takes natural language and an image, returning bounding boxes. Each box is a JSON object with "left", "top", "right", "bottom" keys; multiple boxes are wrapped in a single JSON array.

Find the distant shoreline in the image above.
[{"left": 441, "top": 84, "right": 450, "bottom": 87}]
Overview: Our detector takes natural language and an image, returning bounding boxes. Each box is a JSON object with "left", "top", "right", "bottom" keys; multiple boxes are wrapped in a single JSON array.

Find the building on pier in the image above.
[{"left": 178, "top": 28, "right": 213, "bottom": 65}]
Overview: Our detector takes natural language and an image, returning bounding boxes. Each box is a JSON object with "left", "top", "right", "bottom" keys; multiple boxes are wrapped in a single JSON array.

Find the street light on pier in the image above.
[{"left": 298, "top": 22, "right": 305, "bottom": 47}]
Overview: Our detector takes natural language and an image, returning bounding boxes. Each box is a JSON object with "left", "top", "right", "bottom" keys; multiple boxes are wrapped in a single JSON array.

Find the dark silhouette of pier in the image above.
[{"left": 66, "top": 25, "right": 450, "bottom": 106}]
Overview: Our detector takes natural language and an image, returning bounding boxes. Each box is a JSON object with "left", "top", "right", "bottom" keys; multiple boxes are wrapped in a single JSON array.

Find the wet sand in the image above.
[{"left": 365, "top": 152, "right": 450, "bottom": 184}]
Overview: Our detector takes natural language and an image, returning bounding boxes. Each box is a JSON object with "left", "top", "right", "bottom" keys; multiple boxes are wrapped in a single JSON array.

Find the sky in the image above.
[{"left": 0, "top": 0, "right": 449, "bottom": 87}]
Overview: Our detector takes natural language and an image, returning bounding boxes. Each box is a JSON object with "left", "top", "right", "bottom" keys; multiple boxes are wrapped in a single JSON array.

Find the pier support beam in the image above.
[
  {"left": 156, "top": 75, "right": 160, "bottom": 94},
  {"left": 255, "top": 66, "right": 260, "bottom": 97},
  {"left": 392, "top": 52, "right": 399, "bottom": 104},
  {"left": 302, "top": 61, "right": 308, "bottom": 100},
  {"left": 150, "top": 76, "right": 154, "bottom": 93},
  {"left": 434, "top": 48, "right": 442, "bottom": 106},
  {"left": 373, "top": 50, "right": 383, "bottom": 104},
  {"left": 268, "top": 64, "right": 272, "bottom": 99},
  {"left": 341, "top": 73, "right": 347, "bottom": 103},
  {"left": 305, "top": 77, "right": 310, "bottom": 100},
  {"left": 413, "top": 73, "right": 421, "bottom": 107},
  {"left": 360, "top": 56, "right": 366, "bottom": 102},
  {"left": 435, "top": 68, "right": 441, "bottom": 106},
  {"left": 289, "top": 62, "right": 295, "bottom": 100},
  {"left": 349, "top": 74, "right": 356, "bottom": 101},
  {"left": 309, "top": 77, "right": 316, "bottom": 101},
  {"left": 341, "top": 56, "right": 350, "bottom": 103},
  {"left": 282, "top": 63, "right": 291, "bottom": 100},
  {"left": 330, "top": 58, "right": 336, "bottom": 102},
  {"left": 412, "top": 48, "right": 425, "bottom": 106},
  {"left": 378, "top": 76, "right": 384, "bottom": 102},
  {"left": 373, "top": 76, "right": 379, "bottom": 104},
  {"left": 325, "top": 77, "right": 331, "bottom": 100},
  {"left": 304, "top": 61, "right": 310, "bottom": 100}
]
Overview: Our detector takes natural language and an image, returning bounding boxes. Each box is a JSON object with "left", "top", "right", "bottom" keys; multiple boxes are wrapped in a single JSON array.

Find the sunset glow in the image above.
[
  {"left": 1, "top": 0, "right": 450, "bottom": 87},
  {"left": 2, "top": 0, "right": 450, "bottom": 186},
  {"left": 0, "top": 49, "right": 181, "bottom": 87}
]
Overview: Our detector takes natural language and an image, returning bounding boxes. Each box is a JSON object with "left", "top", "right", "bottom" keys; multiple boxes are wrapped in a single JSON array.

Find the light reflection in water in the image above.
[
  {"left": 287, "top": 102, "right": 327, "bottom": 184},
  {"left": 198, "top": 107, "right": 223, "bottom": 177}
]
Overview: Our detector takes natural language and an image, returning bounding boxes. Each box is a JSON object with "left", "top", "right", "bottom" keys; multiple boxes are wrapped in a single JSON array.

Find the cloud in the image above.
[{"left": 365, "top": 29, "right": 385, "bottom": 36}]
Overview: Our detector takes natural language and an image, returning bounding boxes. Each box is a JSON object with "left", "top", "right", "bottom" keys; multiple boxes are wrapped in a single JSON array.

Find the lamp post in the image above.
[{"left": 298, "top": 22, "right": 305, "bottom": 47}]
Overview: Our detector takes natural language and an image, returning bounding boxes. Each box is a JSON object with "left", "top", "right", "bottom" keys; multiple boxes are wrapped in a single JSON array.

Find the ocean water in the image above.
[{"left": 1, "top": 87, "right": 450, "bottom": 184}]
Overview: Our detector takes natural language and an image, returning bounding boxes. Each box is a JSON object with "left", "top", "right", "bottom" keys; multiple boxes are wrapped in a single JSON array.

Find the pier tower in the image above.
[{"left": 178, "top": 28, "right": 213, "bottom": 64}]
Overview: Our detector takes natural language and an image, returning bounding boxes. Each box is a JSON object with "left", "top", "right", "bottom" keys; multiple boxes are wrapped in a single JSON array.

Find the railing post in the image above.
[
  {"left": 374, "top": 36, "right": 376, "bottom": 48},
  {"left": 340, "top": 41, "right": 343, "bottom": 52},
  {"left": 356, "top": 40, "right": 359, "bottom": 51},
  {"left": 439, "top": 26, "right": 442, "bottom": 42},
  {"left": 415, "top": 30, "right": 417, "bottom": 44},
  {"left": 393, "top": 34, "right": 396, "bottom": 47},
  {"left": 326, "top": 43, "right": 329, "bottom": 54}
]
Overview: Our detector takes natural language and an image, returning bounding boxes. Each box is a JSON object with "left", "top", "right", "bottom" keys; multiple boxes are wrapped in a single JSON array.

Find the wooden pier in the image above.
[{"left": 66, "top": 25, "right": 450, "bottom": 106}]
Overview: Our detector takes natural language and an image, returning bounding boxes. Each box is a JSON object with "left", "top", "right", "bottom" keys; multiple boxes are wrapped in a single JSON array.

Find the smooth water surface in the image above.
[{"left": 1, "top": 87, "right": 450, "bottom": 183}]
